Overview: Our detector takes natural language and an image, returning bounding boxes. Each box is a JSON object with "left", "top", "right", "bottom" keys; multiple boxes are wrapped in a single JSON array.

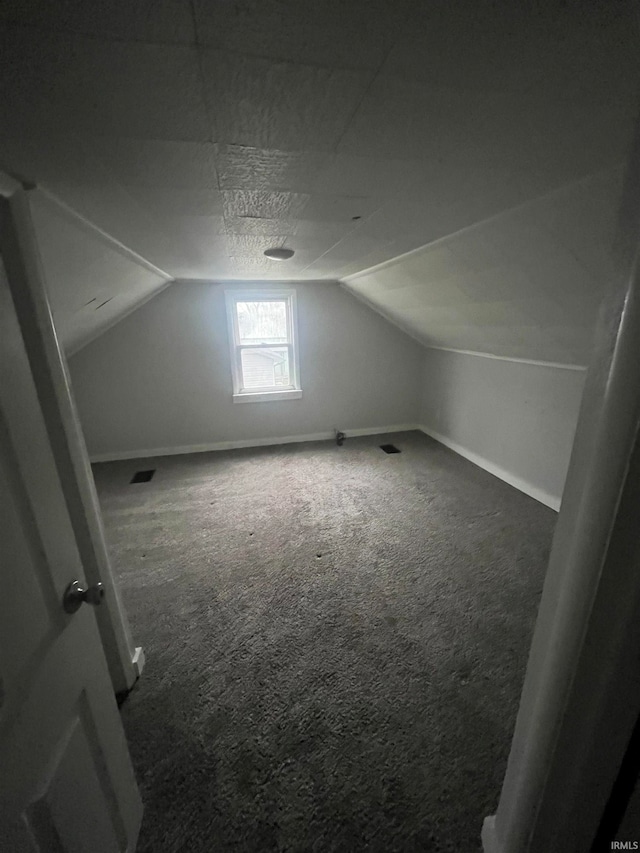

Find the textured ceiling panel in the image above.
[
  {"left": 222, "top": 190, "right": 309, "bottom": 222},
  {"left": 222, "top": 216, "right": 296, "bottom": 237},
  {"left": 172, "top": 215, "right": 226, "bottom": 238},
  {"left": 0, "top": 29, "right": 210, "bottom": 141},
  {"left": 0, "top": 0, "right": 195, "bottom": 43},
  {"left": 216, "top": 145, "right": 329, "bottom": 193},
  {"left": 229, "top": 256, "right": 287, "bottom": 275},
  {"left": 87, "top": 139, "right": 218, "bottom": 190},
  {"left": 125, "top": 188, "right": 224, "bottom": 218},
  {"left": 312, "top": 154, "right": 433, "bottom": 198},
  {"left": 0, "top": 134, "right": 114, "bottom": 188},
  {"left": 343, "top": 168, "right": 624, "bottom": 364},
  {"left": 225, "top": 234, "right": 288, "bottom": 256},
  {"left": 201, "top": 50, "right": 372, "bottom": 151},
  {"left": 383, "top": 3, "right": 632, "bottom": 93},
  {"left": 0, "top": 1, "right": 637, "bottom": 348},
  {"left": 193, "top": 0, "right": 409, "bottom": 69}
]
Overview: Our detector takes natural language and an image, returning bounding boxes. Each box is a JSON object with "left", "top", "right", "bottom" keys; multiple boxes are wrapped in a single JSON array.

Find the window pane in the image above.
[
  {"left": 240, "top": 347, "right": 291, "bottom": 389},
  {"left": 236, "top": 301, "right": 288, "bottom": 344}
]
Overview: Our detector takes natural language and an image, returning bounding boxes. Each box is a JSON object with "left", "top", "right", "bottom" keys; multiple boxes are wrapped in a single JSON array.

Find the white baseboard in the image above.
[
  {"left": 131, "top": 646, "right": 145, "bottom": 678},
  {"left": 481, "top": 816, "right": 501, "bottom": 853},
  {"left": 341, "top": 424, "right": 419, "bottom": 438},
  {"left": 89, "top": 424, "right": 420, "bottom": 463},
  {"left": 419, "top": 425, "right": 561, "bottom": 511},
  {"left": 91, "top": 424, "right": 561, "bottom": 510}
]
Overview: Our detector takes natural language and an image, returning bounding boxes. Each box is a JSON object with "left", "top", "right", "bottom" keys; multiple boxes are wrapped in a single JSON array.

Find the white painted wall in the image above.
[
  {"left": 68, "top": 280, "right": 423, "bottom": 459},
  {"left": 68, "top": 278, "right": 586, "bottom": 508},
  {"left": 419, "top": 349, "right": 587, "bottom": 510}
]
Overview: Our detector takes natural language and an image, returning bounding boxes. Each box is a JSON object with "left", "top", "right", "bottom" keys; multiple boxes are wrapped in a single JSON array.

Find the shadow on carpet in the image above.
[{"left": 93, "top": 431, "right": 555, "bottom": 852}]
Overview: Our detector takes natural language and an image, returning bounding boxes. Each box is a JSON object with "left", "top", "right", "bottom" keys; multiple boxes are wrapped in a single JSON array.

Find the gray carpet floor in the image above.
[{"left": 93, "top": 430, "right": 555, "bottom": 853}]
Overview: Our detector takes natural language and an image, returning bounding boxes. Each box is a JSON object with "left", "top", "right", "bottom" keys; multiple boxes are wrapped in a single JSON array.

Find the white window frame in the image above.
[{"left": 224, "top": 288, "right": 302, "bottom": 403}]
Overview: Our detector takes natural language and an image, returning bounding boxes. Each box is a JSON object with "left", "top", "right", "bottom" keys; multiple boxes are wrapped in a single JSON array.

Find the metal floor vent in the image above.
[
  {"left": 130, "top": 469, "right": 155, "bottom": 484},
  {"left": 380, "top": 444, "right": 401, "bottom": 454}
]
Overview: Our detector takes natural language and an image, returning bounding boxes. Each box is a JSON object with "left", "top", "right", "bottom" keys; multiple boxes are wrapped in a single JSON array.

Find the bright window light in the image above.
[{"left": 225, "top": 289, "right": 302, "bottom": 403}]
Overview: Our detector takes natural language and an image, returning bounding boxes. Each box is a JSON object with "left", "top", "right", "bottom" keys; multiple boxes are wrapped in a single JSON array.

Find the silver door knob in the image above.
[{"left": 63, "top": 580, "right": 105, "bottom": 614}]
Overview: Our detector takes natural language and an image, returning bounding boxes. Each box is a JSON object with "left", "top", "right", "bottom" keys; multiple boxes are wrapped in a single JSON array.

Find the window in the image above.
[{"left": 225, "top": 289, "right": 302, "bottom": 403}]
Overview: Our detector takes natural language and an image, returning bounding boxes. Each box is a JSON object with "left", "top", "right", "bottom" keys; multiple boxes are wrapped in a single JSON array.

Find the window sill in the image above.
[{"left": 233, "top": 389, "right": 303, "bottom": 404}]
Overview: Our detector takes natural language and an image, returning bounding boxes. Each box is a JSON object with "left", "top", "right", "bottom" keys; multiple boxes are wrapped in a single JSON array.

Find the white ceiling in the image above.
[
  {"left": 0, "top": 1, "right": 638, "bottom": 360},
  {"left": 28, "top": 191, "right": 169, "bottom": 353},
  {"left": 343, "top": 166, "right": 624, "bottom": 365}
]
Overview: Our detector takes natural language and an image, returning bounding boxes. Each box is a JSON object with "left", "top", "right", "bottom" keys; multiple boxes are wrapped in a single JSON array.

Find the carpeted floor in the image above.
[{"left": 93, "top": 430, "right": 556, "bottom": 853}]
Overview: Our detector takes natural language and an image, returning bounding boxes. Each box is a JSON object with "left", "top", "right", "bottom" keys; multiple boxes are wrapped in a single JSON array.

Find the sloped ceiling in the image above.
[
  {"left": 28, "top": 191, "right": 170, "bottom": 353},
  {"left": 343, "top": 167, "right": 624, "bottom": 365},
  {"left": 0, "top": 1, "right": 638, "bottom": 361}
]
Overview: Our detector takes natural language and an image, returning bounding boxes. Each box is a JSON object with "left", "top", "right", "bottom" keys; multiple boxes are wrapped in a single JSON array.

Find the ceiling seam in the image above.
[
  {"left": 43, "top": 137, "right": 204, "bottom": 275},
  {"left": 341, "top": 282, "right": 590, "bottom": 370},
  {"left": 338, "top": 281, "right": 427, "bottom": 347},
  {"left": 207, "top": 45, "right": 379, "bottom": 74},
  {"left": 1, "top": 21, "right": 392, "bottom": 74},
  {"left": 528, "top": 168, "right": 625, "bottom": 285},
  {"left": 419, "top": 345, "right": 588, "bottom": 371},
  {"left": 189, "top": 1, "right": 217, "bottom": 147},
  {"left": 30, "top": 184, "right": 174, "bottom": 281},
  {"left": 331, "top": 43, "right": 396, "bottom": 154},
  {"left": 297, "top": 41, "right": 401, "bottom": 275},
  {"left": 0, "top": 19, "right": 196, "bottom": 49},
  {"left": 190, "top": 0, "right": 237, "bottom": 268},
  {"left": 297, "top": 210, "right": 384, "bottom": 276},
  {"left": 341, "top": 166, "right": 623, "bottom": 283},
  {"left": 66, "top": 279, "right": 175, "bottom": 357},
  {"left": 1, "top": 20, "right": 381, "bottom": 67}
]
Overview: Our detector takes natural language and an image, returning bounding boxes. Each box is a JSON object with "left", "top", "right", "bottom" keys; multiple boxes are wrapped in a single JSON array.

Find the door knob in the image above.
[{"left": 63, "top": 580, "right": 105, "bottom": 614}]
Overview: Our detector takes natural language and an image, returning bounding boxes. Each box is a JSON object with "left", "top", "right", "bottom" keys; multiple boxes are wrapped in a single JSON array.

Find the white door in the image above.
[{"left": 0, "top": 253, "right": 142, "bottom": 850}]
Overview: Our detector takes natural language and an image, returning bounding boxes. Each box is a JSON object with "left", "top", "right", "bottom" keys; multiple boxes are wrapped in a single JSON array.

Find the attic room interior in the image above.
[{"left": 2, "top": 2, "right": 640, "bottom": 852}]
